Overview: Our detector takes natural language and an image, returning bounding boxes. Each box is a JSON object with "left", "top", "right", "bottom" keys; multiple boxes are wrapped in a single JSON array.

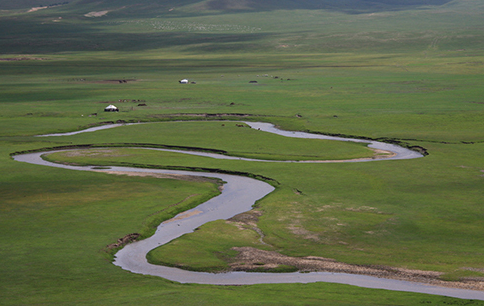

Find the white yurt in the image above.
[{"left": 104, "top": 105, "right": 119, "bottom": 112}]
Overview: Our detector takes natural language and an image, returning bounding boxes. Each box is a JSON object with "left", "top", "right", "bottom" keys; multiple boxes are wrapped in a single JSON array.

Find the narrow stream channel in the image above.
[{"left": 14, "top": 122, "right": 484, "bottom": 301}]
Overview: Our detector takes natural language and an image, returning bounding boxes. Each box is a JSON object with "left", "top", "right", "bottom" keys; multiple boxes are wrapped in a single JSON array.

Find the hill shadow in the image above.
[
  {"left": 203, "top": 0, "right": 455, "bottom": 14},
  {"left": 0, "top": 18, "right": 272, "bottom": 54},
  {"left": 70, "top": 0, "right": 455, "bottom": 17}
]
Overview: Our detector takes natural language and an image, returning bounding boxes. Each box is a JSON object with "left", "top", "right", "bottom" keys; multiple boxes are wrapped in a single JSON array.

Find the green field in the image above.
[{"left": 1, "top": 0, "right": 484, "bottom": 304}]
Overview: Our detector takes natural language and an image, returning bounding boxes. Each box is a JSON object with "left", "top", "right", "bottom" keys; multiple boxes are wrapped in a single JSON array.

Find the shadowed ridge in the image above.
[
  {"left": 1, "top": 0, "right": 455, "bottom": 14},
  {"left": 200, "top": 0, "right": 455, "bottom": 13}
]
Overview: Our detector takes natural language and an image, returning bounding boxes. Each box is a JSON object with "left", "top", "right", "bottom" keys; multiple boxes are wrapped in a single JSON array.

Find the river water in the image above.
[{"left": 14, "top": 122, "right": 484, "bottom": 300}]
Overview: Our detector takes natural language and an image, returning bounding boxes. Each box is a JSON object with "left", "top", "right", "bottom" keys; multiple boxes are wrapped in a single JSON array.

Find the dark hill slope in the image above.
[
  {"left": 200, "top": 0, "right": 454, "bottom": 12},
  {"left": 0, "top": 0, "right": 49, "bottom": 10},
  {"left": 0, "top": 0, "right": 453, "bottom": 14}
]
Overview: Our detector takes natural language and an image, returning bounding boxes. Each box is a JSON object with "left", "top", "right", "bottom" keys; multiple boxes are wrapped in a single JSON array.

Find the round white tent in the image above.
[{"left": 104, "top": 105, "right": 119, "bottom": 112}]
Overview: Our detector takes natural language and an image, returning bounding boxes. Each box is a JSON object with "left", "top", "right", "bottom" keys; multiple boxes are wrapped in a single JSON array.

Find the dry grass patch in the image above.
[{"left": 84, "top": 11, "right": 109, "bottom": 17}]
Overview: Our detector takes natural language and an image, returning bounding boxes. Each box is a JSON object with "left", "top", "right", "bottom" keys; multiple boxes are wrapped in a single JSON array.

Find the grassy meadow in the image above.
[{"left": 1, "top": 0, "right": 484, "bottom": 304}]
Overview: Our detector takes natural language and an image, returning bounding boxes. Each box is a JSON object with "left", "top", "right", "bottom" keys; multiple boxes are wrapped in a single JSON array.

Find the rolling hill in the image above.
[
  {"left": 0, "top": 0, "right": 455, "bottom": 14},
  {"left": 0, "top": 0, "right": 481, "bottom": 54}
]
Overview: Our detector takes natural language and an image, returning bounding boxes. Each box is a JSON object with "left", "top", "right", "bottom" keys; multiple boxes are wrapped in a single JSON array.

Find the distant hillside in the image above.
[
  {"left": 194, "top": 0, "right": 455, "bottom": 13},
  {"left": 1, "top": 0, "right": 481, "bottom": 54},
  {"left": 0, "top": 0, "right": 454, "bottom": 14},
  {"left": 76, "top": 0, "right": 456, "bottom": 14}
]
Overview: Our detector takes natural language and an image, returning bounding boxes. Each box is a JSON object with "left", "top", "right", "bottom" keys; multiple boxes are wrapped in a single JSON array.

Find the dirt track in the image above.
[{"left": 229, "top": 247, "right": 484, "bottom": 291}]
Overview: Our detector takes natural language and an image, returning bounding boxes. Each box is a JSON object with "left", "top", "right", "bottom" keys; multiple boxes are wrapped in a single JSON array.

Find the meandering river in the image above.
[{"left": 15, "top": 122, "right": 484, "bottom": 300}]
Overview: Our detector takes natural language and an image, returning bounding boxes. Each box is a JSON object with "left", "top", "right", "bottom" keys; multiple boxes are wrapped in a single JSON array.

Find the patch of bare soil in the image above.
[
  {"left": 164, "top": 210, "right": 203, "bottom": 223},
  {"left": 84, "top": 10, "right": 109, "bottom": 17},
  {"left": 331, "top": 148, "right": 396, "bottom": 162},
  {"left": 106, "top": 233, "right": 139, "bottom": 249},
  {"left": 229, "top": 247, "right": 484, "bottom": 291},
  {"left": 371, "top": 148, "right": 397, "bottom": 158},
  {"left": 27, "top": 7, "right": 48, "bottom": 13},
  {"left": 228, "top": 210, "right": 269, "bottom": 245}
]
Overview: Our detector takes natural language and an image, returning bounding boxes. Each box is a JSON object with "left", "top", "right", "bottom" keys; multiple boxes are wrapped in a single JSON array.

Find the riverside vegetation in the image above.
[{"left": 1, "top": 0, "right": 484, "bottom": 305}]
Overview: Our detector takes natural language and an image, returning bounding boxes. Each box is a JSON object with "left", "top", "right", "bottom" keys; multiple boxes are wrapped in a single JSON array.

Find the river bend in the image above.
[{"left": 14, "top": 122, "right": 484, "bottom": 301}]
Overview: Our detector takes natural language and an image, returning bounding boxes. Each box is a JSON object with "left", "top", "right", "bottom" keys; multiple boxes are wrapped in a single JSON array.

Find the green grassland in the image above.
[
  {"left": 40, "top": 121, "right": 375, "bottom": 160},
  {"left": 1, "top": 0, "right": 484, "bottom": 305},
  {"left": 41, "top": 134, "right": 484, "bottom": 277}
]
